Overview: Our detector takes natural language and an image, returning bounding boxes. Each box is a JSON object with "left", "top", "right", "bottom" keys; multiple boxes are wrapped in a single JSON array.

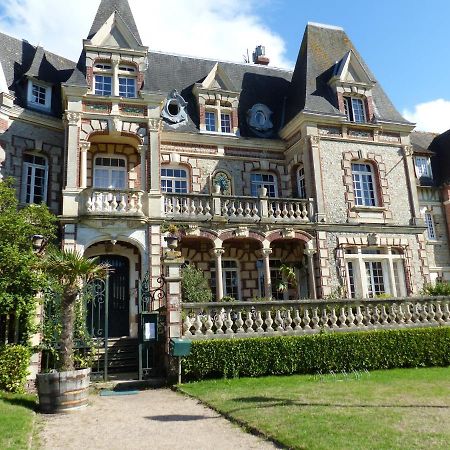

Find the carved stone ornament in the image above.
[
  {"left": 234, "top": 226, "right": 249, "bottom": 238},
  {"left": 161, "top": 90, "right": 188, "bottom": 124},
  {"left": 80, "top": 141, "right": 91, "bottom": 152},
  {"left": 109, "top": 116, "right": 122, "bottom": 133},
  {"left": 403, "top": 145, "right": 413, "bottom": 157},
  {"left": 65, "top": 111, "right": 81, "bottom": 126},
  {"left": 247, "top": 103, "right": 273, "bottom": 136},
  {"left": 148, "top": 118, "right": 160, "bottom": 131},
  {"left": 367, "top": 233, "right": 380, "bottom": 246}
]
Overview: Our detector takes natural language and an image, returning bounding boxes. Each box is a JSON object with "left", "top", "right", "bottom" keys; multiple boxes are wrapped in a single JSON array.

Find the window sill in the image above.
[
  {"left": 200, "top": 130, "right": 236, "bottom": 137},
  {"left": 351, "top": 206, "right": 386, "bottom": 213},
  {"left": 27, "top": 102, "right": 51, "bottom": 112},
  {"left": 426, "top": 240, "right": 445, "bottom": 245}
]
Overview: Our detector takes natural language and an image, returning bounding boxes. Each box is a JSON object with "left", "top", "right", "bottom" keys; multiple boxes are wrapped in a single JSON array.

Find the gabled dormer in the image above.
[
  {"left": 83, "top": 0, "right": 148, "bottom": 99},
  {"left": 193, "top": 63, "right": 240, "bottom": 134},
  {"left": 329, "top": 50, "right": 376, "bottom": 123}
]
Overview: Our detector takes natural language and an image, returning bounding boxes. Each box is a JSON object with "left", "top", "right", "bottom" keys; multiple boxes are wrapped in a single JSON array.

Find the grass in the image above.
[
  {"left": 0, "top": 392, "right": 38, "bottom": 450},
  {"left": 180, "top": 367, "right": 450, "bottom": 450}
]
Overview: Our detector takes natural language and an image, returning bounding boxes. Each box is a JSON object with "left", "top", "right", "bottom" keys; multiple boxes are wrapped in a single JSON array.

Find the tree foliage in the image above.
[
  {"left": 181, "top": 264, "right": 212, "bottom": 303},
  {"left": 0, "top": 179, "right": 57, "bottom": 343}
]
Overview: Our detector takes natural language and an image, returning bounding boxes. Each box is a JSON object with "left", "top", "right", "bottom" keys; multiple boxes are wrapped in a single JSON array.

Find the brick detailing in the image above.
[
  {"left": 199, "top": 105, "right": 205, "bottom": 129},
  {"left": 364, "top": 96, "right": 374, "bottom": 121},
  {"left": 0, "top": 117, "right": 8, "bottom": 132},
  {"left": 137, "top": 72, "right": 144, "bottom": 91},
  {"left": 224, "top": 148, "right": 283, "bottom": 161},
  {"left": 416, "top": 234, "right": 431, "bottom": 289},
  {"left": 79, "top": 119, "right": 148, "bottom": 145},
  {"left": 161, "top": 142, "right": 217, "bottom": 155},
  {"left": 342, "top": 150, "right": 392, "bottom": 221},
  {"left": 86, "top": 67, "right": 93, "bottom": 90},
  {"left": 337, "top": 92, "right": 346, "bottom": 115},
  {"left": 231, "top": 109, "right": 239, "bottom": 131}
]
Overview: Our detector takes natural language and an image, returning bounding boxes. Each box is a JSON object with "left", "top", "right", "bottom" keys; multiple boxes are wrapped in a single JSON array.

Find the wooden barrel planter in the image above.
[{"left": 36, "top": 368, "right": 90, "bottom": 413}]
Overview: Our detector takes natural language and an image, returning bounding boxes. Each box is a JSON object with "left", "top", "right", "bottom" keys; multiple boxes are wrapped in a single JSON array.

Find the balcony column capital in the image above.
[{"left": 80, "top": 141, "right": 91, "bottom": 152}]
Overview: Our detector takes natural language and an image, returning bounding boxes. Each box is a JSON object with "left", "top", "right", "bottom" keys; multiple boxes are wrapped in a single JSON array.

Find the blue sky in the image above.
[{"left": 0, "top": 0, "right": 448, "bottom": 131}]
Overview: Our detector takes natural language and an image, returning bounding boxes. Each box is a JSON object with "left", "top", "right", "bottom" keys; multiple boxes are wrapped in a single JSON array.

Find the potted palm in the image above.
[{"left": 36, "top": 249, "right": 109, "bottom": 413}]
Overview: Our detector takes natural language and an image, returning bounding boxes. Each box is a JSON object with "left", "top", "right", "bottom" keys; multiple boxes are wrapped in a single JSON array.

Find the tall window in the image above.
[
  {"left": 297, "top": 166, "right": 306, "bottom": 199},
  {"left": 365, "top": 261, "right": 385, "bottom": 297},
  {"left": 414, "top": 156, "right": 432, "bottom": 179},
  {"left": 220, "top": 113, "right": 231, "bottom": 133},
  {"left": 425, "top": 212, "right": 436, "bottom": 240},
  {"left": 344, "top": 96, "right": 366, "bottom": 123},
  {"left": 118, "top": 65, "right": 136, "bottom": 98},
  {"left": 205, "top": 111, "right": 216, "bottom": 132},
  {"left": 251, "top": 172, "right": 277, "bottom": 197},
  {"left": 93, "top": 155, "right": 127, "bottom": 189},
  {"left": 210, "top": 260, "right": 240, "bottom": 300},
  {"left": 352, "top": 163, "right": 377, "bottom": 206},
  {"left": 161, "top": 167, "right": 188, "bottom": 193},
  {"left": 21, "top": 153, "right": 48, "bottom": 204}
]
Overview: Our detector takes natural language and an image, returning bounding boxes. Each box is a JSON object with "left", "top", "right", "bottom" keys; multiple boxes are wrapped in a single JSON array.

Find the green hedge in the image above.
[
  {"left": 0, "top": 345, "right": 30, "bottom": 393},
  {"left": 182, "top": 327, "right": 450, "bottom": 380}
]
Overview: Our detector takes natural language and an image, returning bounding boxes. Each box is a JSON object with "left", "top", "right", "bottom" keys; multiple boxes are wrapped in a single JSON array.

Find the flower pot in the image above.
[
  {"left": 36, "top": 368, "right": 90, "bottom": 413},
  {"left": 164, "top": 235, "right": 179, "bottom": 250},
  {"left": 212, "top": 184, "right": 221, "bottom": 194}
]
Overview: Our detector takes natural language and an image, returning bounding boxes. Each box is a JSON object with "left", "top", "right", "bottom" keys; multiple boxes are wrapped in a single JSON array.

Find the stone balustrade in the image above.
[
  {"left": 181, "top": 297, "right": 450, "bottom": 338},
  {"left": 83, "top": 189, "right": 144, "bottom": 216},
  {"left": 163, "top": 193, "right": 314, "bottom": 223}
]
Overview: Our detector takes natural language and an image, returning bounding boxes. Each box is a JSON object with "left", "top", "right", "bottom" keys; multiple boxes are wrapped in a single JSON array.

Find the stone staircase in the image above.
[{"left": 92, "top": 337, "right": 138, "bottom": 373}]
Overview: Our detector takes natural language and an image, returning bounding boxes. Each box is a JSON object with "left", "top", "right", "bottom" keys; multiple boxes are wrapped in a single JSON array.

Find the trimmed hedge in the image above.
[
  {"left": 0, "top": 345, "right": 30, "bottom": 393},
  {"left": 182, "top": 327, "right": 450, "bottom": 380}
]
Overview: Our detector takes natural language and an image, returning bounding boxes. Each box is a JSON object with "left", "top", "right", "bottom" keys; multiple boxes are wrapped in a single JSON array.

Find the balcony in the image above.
[
  {"left": 82, "top": 188, "right": 144, "bottom": 216},
  {"left": 163, "top": 193, "right": 314, "bottom": 223}
]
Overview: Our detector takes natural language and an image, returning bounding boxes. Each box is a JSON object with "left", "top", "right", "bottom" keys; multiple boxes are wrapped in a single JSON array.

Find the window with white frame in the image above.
[
  {"left": 352, "top": 163, "right": 377, "bottom": 207},
  {"left": 27, "top": 80, "right": 52, "bottom": 110},
  {"left": 344, "top": 96, "right": 366, "bottom": 123},
  {"left": 93, "top": 62, "right": 137, "bottom": 97},
  {"left": 220, "top": 113, "right": 231, "bottom": 133},
  {"left": 210, "top": 260, "right": 240, "bottom": 300},
  {"left": 425, "top": 212, "right": 436, "bottom": 240},
  {"left": 344, "top": 247, "right": 407, "bottom": 298},
  {"left": 118, "top": 65, "right": 136, "bottom": 98},
  {"left": 93, "top": 155, "right": 127, "bottom": 189},
  {"left": 414, "top": 156, "right": 432, "bottom": 179},
  {"left": 205, "top": 111, "right": 216, "bottom": 132},
  {"left": 251, "top": 172, "right": 278, "bottom": 197},
  {"left": 94, "top": 74, "right": 112, "bottom": 96},
  {"left": 297, "top": 165, "right": 306, "bottom": 199},
  {"left": 21, "top": 153, "right": 48, "bottom": 204},
  {"left": 161, "top": 167, "right": 188, "bottom": 193}
]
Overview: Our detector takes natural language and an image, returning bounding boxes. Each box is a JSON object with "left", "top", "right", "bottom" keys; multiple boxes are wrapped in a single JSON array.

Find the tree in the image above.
[
  {"left": 181, "top": 264, "right": 212, "bottom": 303},
  {"left": 0, "top": 178, "right": 57, "bottom": 343},
  {"left": 42, "top": 249, "right": 109, "bottom": 371}
]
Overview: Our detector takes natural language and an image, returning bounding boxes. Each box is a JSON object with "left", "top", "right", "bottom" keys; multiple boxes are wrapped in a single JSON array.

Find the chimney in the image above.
[{"left": 252, "top": 45, "right": 270, "bottom": 65}]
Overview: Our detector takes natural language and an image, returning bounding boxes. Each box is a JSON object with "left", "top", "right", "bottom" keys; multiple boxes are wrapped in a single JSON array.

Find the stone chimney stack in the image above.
[{"left": 252, "top": 45, "right": 270, "bottom": 65}]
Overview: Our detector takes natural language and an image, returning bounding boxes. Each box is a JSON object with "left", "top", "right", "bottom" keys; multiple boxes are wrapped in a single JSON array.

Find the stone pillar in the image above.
[
  {"left": 148, "top": 119, "right": 160, "bottom": 193},
  {"left": 309, "top": 135, "right": 326, "bottom": 222},
  {"left": 304, "top": 245, "right": 317, "bottom": 299},
  {"left": 212, "top": 248, "right": 225, "bottom": 300},
  {"left": 262, "top": 248, "right": 272, "bottom": 298},
  {"left": 64, "top": 112, "right": 81, "bottom": 189},
  {"left": 402, "top": 145, "right": 422, "bottom": 225},
  {"left": 258, "top": 187, "right": 269, "bottom": 220},
  {"left": 387, "top": 247, "right": 398, "bottom": 297},
  {"left": 79, "top": 141, "right": 90, "bottom": 189},
  {"left": 112, "top": 56, "right": 120, "bottom": 96},
  {"left": 138, "top": 144, "right": 147, "bottom": 191}
]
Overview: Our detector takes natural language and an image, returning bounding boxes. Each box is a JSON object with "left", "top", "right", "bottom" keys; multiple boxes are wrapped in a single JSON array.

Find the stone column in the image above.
[
  {"left": 112, "top": 56, "right": 120, "bottom": 97},
  {"left": 308, "top": 135, "right": 326, "bottom": 222},
  {"left": 79, "top": 141, "right": 90, "bottom": 189},
  {"left": 402, "top": 145, "right": 422, "bottom": 225},
  {"left": 212, "top": 248, "right": 225, "bottom": 300},
  {"left": 387, "top": 247, "right": 398, "bottom": 297},
  {"left": 304, "top": 245, "right": 317, "bottom": 299},
  {"left": 64, "top": 112, "right": 81, "bottom": 189},
  {"left": 138, "top": 144, "right": 147, "bottom": 191},
  {"left": 148, "top": 118, "right": 161, "bottom": 193},
  {"left": 262, "top": 248, "right": 272, "bottom": 298}
]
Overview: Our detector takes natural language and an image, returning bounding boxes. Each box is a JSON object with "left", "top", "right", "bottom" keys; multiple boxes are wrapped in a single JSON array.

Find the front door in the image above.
[{"left": 100, "top": 255, "right": 130, "bottom": 337}]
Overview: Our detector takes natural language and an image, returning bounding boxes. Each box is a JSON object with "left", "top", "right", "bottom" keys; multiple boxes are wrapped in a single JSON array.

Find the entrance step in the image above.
[{"left": 92, "top": 337, "right": 138, "bottom": 373}]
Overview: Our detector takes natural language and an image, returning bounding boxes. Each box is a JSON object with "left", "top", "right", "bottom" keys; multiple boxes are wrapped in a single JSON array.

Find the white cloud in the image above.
[
  {"left": 0, "top": 0, "right": 293, "bottom": 68},
  {"left": 403, "top": 99, "right": 450, "bottom": 133}
]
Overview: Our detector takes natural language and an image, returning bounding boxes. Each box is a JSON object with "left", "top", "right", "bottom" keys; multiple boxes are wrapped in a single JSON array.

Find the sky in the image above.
[{"left": 0, "top": 0, "right": 448, "bottom": 132}]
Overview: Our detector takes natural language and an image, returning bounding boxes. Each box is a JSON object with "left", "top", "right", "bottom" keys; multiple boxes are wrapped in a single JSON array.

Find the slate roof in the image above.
[
  {"left": 424, "top": 130, "right": 450, "bottom": 185},
  {"left": 286, "top": 23, "right": 410, "bottom": 125},
  {"left": 411, "top": 131, "right": 438, "bottom": 155},
  {"left": 145, "top": 51, "right": 292, "bottom": 137},
  {"left": 0, "top": 31, "right": 81, "bottom": 116},
  {"left": 87, "top": 0, "right": 142, "bottom": 45}
]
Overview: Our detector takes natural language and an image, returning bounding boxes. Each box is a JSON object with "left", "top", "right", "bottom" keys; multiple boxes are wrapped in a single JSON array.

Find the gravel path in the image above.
[{"left": 39, "top": 388, "right": 278, "bottom": 450}]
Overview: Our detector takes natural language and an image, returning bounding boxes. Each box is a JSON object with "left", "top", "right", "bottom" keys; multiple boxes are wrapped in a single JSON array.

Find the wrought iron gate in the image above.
[
  {"left": 85, "top": 276, "right": 109, "bottom": 381},
  {"left": 138, "top": 272, "right": 166, "bottom": 380}
]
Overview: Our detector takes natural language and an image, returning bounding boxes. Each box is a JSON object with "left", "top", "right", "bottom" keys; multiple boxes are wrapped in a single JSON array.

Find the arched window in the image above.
[
  {"left": 251, "top": 172, "right": 278, "bottom": 197},
  {"left": 351, "top": 162, "right": 377, "bottom": 206},
  {"left": 297, "top": 165, "right": 306, "bottom": 199},
  {"left": 161, "top": 167, "right": 189, "bottom": 193},
  {"left": 21, "top": 153, "right": 48, "bottom": 204},
  {"left": 93, "top": 155, "right": 127, "bottom": 189}
]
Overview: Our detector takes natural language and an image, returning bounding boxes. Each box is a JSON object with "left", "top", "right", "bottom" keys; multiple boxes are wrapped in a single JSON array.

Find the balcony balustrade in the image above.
[
  {"left": 82, "top": 188, "right": 144, "bottom": 216},
  {"left": 163, "top": 192, "right": 314, "bottom": 223},
  {"left": 181, "top": 297, "right": 450, "bottom": 338}
]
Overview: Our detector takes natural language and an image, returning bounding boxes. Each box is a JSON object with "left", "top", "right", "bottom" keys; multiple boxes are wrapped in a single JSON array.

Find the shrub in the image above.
[
  {"left": 182, "top": 327, "right": 450, "bottom": 380},
  {"left": 0, "top": 345, "right": 30, "bottom": 393},
  {"left": 181, "top": 264, "right": 212, "bottom": 303},
  {"left": 422, "top": 282, "right": 450, "bottom": 296}
]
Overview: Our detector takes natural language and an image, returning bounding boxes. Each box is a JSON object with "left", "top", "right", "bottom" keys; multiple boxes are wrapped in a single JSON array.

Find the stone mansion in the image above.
[{"left": 1, "top": 0, "right": 449, "bottom": 343}]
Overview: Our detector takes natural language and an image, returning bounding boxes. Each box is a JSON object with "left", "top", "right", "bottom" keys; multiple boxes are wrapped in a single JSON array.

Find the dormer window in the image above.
[
  {"left": 118, "top": 65, "right": 136, "bottom": 98},
  {"left": 344, "top": 96, "right": 366, "bottom": 123},
  {"left": 414, "top": 156, "right": 433, "bottom": 179},
  {"left": 92, "top": 61, "right": 137, "bottom": 98},
  {"left": 27, "top": 80, "right": 51, "bottom": 111},
  {"left": 220, "top": 113, "right": 231, "bottom": 133},
  {"left": 205, "top": 111, "right": 216, "bottom": 132}
]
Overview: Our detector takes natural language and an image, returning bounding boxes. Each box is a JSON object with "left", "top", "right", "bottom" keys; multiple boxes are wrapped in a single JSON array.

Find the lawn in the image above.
[
  {"left": 0, "top": 392, "right": 37, "bottom": 450},
  {"left": 180, "top": 367, "right": 450, "bottom": 450}
]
